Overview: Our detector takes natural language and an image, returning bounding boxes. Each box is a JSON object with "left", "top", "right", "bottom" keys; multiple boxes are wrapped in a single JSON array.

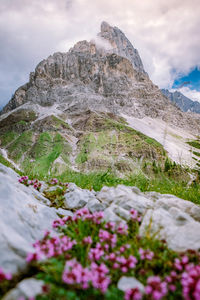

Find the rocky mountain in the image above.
[
  {"left": 0, "top": 21, "right": 200, "bottom": 178},
  {"left": 162, "top": 88, "right": 200, "bottom": 114},
  {"left": 1, "top": 21, "right": 200, "bottom": 299}
]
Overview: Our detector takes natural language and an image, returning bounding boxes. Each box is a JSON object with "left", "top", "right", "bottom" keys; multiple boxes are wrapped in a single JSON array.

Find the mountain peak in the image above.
[{"left": 99, "top": 21, "right": 146, "bottom": 74}]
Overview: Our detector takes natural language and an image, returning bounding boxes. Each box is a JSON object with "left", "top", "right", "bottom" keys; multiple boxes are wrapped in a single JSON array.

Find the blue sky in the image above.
[{"left": 173, "top": 68, "right": 200, "bottom": 91}]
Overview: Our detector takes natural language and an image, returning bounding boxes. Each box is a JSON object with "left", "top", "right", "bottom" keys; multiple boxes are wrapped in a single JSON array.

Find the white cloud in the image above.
[{"left": 0, "top": 0, "right": 200, "bottom": 107}]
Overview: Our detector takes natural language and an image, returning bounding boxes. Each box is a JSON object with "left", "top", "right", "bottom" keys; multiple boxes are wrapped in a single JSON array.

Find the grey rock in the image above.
[
  {"left": 1, "top": 22, "right": 199, "bottom": 138},
  {"left": 86, "top": 198, "right": 106, "bottom": 213},
  {"left": 140, "top": 208, "right": 200, "bottom": 252},
  {"left": 162, "top": 89, "right": 200, "bottom": 114},
  {"left": 98, "top": 21, "right": 146, "bottom": 74},
  {"left": 97, "top": 185, "right": 153, "bottom": 214},
  {"left": 153, "top": 193, "right": 200, "bottom": 222},
  {"left": 103, "top": 207, "right": 123, "bottom": 223},
  {"left": 111, "top": 204, "right": 130, "bottom": 221},
  {"left": 56, "top": 207, "right": 74, "bottom": 217},
  {"left": 2, "top": 278, "right": 43, "bottom": 300},
  {"left": 117, "top": 276, "right": 145, "bottom": 293},
  {"left": 64, "top": 183, "right": 96, "bottom": 209},
  {"left": 0, "top": 164, "right": 58, "bottom": 274}
]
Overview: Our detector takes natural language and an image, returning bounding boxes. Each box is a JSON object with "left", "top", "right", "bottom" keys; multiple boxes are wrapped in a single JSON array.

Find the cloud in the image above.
[{"left": 0, "top": 0, "right": 200, "bottom": 107}]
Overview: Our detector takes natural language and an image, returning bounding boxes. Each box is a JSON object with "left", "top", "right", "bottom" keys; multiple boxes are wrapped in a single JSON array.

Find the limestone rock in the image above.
[
  {"left": 64, "top": 183, "right": 97, "bottom": 209},
  {"left": 97, "top": 185, "right": 153, "bottom": 214},
  {"left": 86, "top": 198, "right": 106, "bottom": 213},
  {"left": 140, "top": 208, "right": 200, "bottom": 252},
  {"left": 2, "top": 278, "right": 43, "bottom": 300},
  {"left": 0, "top": 164, "right": 58, "bottom": 273},
  {"left": 99, "top": 21, "right": 146, "bottom": 74},
  {"left": 117, "top": 276, "right": 145, "bottom": 293}
]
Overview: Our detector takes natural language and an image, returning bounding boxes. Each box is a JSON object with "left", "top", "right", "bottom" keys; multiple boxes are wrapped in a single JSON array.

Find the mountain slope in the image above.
[
  {"left": 0, "top": 21, "right": 200, "bottom": 176},
  {"left": 162, "top": 88, "right": 200, "bottom": 114}
]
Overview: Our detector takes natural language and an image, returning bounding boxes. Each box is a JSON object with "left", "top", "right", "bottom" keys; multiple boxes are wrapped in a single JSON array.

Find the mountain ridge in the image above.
[
  {"left": 0, "top": 21, "right": 200, "bottom": 175},
  {"left": 162, "top": 88, "right": 200, "bottom": 114}
]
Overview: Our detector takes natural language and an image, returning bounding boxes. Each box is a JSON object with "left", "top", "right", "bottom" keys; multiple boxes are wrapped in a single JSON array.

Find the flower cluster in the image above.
[
  {"left": 112, "top": 255, "right": 138, "bottom": 273},
  {"left": 18, "top": 176, "right": 41, "bottom": 191},
  {"left": 49, "top": 178, "right": 58, "bottom": 185},
  {"left": 124, "top": 288, "right": 142, "bottom": 300},
  {"left": 19, "top": 207, "right": 200, "bottom": 300},
  {"left": 145, "top": 276, "right": 167, "bottom": 300},
  {"left": 139, "top": 248, "right": 154, "bottom": 261},
  {"left": 181, "top": 265, "right": 200, "bottom": 300},
  {"left": 99, "top": 229, "right": 117, "bottom": 249},
  {"left": 62, "top": 259, "right": 110, "bottom": 293},
  {"left": 26, "top": 231, "right": 76, "bottom": 262},
  {"left": 53, "top": 208, "right": 104, "bottom": 226},
  {"left": 130, "top": 209, "right": 141, "bottom": 222}
]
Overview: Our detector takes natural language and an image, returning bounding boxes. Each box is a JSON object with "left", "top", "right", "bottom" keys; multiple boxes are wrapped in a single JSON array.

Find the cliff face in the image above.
[
  {"left": 0, "top": 22, "right": 178, "bottom": 122},
  {"left": 162, "top": 89, "right": 200, "bottom": 114},
  {"left": 1, "top": 22, "right": 200, "bottom": 174}
]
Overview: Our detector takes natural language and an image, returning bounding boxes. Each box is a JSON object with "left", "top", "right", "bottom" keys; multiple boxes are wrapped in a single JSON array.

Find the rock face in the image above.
[
  {"left": 162, "top": 89, "right": 200, "bottom": 114},
  {"left": 1, "top": 163, "right": 200, "bottom": 276},
  {"left": 1, "top": 22, "right": 199, "bottom": 137},
  {"left": 0, "top": 163, "right": 58, "bottom": 273},
  {"left": 98, "top": 21, "right": 146, "bottom": 74}
]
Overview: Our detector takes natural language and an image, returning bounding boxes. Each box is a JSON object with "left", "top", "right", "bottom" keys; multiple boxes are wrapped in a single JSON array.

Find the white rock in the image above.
[
  {"left": 2, "top": 278, "right": 43, "bottom": 300},
  {"left": 64, "top": 184, "right": 97, "bottom": 209},
  {"left": 140, "top": 208, "right": 200, "bottom": 252},
  {"left": 117, "top": 276, "right": 144, "bottom": 293},
  {"left": 56, "top": 207, "right": 73, "bottom": 217},
  {"left": 97, "top": 185, "right": 153, "bottom": 213},
  {"left": 103, "top": 207, "right": 123, "bottom": 223},
  {"left": 154, "top": 193, "right": 200, "bottom": 222},
  {"left": 86, "top": 198, "right": 106, "bottom": 213},
  {"left": 0, "top": 164, "right": 58, "bottom": 274},
  {"left": 111, "top": 204, "right": 130, "bottom": 220}
]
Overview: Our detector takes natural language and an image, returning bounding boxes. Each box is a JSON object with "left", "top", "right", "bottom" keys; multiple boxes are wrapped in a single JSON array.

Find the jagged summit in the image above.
[
  {"left": 99, "top": 21, "right": 146, "bottom": 74},
  {"left": 1, "top": 22, "right": 200, "bottom": 174},
  {"left": 1, "top": 22, "right": 200, "bottom": 137}
]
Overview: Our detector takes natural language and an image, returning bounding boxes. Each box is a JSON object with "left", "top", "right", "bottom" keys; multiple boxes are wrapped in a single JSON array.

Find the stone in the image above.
[
  {"left": 0, "top": 164, "right": 58, "bottom": 274},
  {"left": 64, "top": 183, "right": 97, "bottom": 209},
  {"left": 111, "top": 204, "right": 130, "bottom": 221},
  {"left": 117, "top": 276, "right": 145, "bottom": 293},
  {"left": 97, "top": 185, "right": 153, "bottom": 214},
  {"left": 56, "top": 207, "right": 74, "bottom": 217},
  {"left": 86, "top": 198, "right": 106, "bottom": 213},
  {"left": 162, "top": 89, "right": 200, "bottom": 114},
  {"left": 99, "top": 21, "right": 146, "bottom": 74},
  {"left": 2, "top": 278, "right": 43, "bottom": 300},
  {"left": 152, "top": 193, "right": 200, "bottom": 222},
  {"left": 103, "top": 207, "right": 123, "bottom": 223},
  {"left": 140, "top": 208, "right": 200, "bottom": 252}
]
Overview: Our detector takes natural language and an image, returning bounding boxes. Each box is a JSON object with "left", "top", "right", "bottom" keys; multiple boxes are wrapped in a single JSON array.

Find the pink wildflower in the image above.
[
  {"left": 0, "top": 268, "right": 12, "bottom": 281},
  {"left": 83, "top": 236, "right": 93, "bottom": 245},
  {"left": 139, "top": 248, "right": 154, "bottom": 260},
  {"left": 124, "top": 288, "right": 142, "bottom": 300},
  {"left": 145, "top": 276, "right": 168, "bottom": 300}
]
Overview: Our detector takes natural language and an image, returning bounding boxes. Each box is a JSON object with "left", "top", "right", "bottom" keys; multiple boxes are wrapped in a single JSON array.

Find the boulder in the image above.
[
  {"left": 97, "top": 185, "right": 153, "bottom": 214},
  {"left": 64, "top": 183, "right": 97, "bottom": 209},
  {"left": 0, "top": 164, "right": 58, "bottom": 274},
  {"left": 2, "top": 278, "right": 43, "bottom": 300},
  {"left": 140, "top": 207, "right": 200, "bottom": 252},
  {"left": 117, "top": 276, "right": 145, "bottom": 293}
]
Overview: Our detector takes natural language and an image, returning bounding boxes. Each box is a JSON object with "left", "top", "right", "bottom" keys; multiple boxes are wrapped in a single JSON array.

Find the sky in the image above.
[{"left": 0, "top": 0, "right": 200, "bottom": 109}]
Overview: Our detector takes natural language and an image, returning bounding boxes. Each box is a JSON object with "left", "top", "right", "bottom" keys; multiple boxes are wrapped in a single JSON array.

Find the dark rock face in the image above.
[{"left": 162, "top": 89, "right": 200, "bottom": 114}]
